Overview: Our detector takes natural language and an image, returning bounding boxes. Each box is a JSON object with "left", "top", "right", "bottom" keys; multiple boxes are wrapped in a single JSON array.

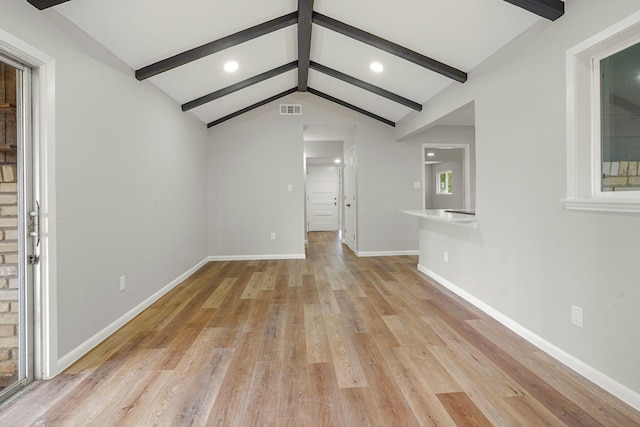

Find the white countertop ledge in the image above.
[{"left": 401, "top": 209, "right": 477, "bottom": 226}]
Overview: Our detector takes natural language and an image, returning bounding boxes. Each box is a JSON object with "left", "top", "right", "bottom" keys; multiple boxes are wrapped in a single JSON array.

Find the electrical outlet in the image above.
[
  {"left": 270, "top": 232, "right": 276, "bottom": 240},
  {"left": 119, "top": 275, "right": 126, "bottom": 292},
  {"left": 287, "top": 184, "right": 293, "bottom": 192},
  {"left": 444, "top": 251, "right": 449, "bottom": 262},
  {"left": 571, "top": 305, "right": 583, "bottom": 328},
  {"left": 413, "top": 181, "right": 421, "bottom": 189}
]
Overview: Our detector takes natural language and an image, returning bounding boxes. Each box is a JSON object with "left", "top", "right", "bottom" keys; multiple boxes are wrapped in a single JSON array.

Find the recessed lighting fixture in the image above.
[
  {"left": 370, "top": 61, "right": 384, "bottom": 73},
  {"left": 427, "top": 152, "right": 435, "bottom": 157},
  {"left": 224, "top": 61, "right": 239, "bottom": 73},
  {"left": 334, "top": 158, "right": 341, "bottom": 164}
]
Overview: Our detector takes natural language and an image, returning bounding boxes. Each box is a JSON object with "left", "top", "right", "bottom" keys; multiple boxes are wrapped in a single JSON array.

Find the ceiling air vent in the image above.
[{"left": 280, "top": 104, "right": 302, "bottom": 115}]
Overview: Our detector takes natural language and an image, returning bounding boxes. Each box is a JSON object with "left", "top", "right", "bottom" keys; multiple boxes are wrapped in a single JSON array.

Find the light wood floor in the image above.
[{"left": 1, "top": 232, "right": 639, "bottom": 426}]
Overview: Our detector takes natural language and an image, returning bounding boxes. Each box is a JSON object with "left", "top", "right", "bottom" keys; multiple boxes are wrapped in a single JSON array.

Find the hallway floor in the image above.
[{"left": 0, "top": 231, "right": 638, "bottom": 426}]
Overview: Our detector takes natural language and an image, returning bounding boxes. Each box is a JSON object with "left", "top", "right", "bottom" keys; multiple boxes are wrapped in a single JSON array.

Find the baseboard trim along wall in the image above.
[
  {"left": 207, "top": 254, "right": 306, "bottom": 261},
  {"left": 56, "top": 257, "right": 210, "bottom": 374},
  {"left": 417, "top": 264, "right": 640, "bottom": 411},
  {"left": 356, "top": 250, "right": 419, "bottom": 257}
]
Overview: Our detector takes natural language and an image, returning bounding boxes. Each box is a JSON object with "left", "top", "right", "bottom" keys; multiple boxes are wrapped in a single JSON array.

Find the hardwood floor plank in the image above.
[
  {"left": 236, "top": 361, "right": 281, "bottom": 427},
  {"left": 378, "top": 346, "right": 458, "bottom": 426},
  {"left": 241, "top": 271, "right": 264, "bottom": 299},
  {"left": 308, "top": 362, "right": 347, "bottom": 426},
  {"left": 258, "top": 303, "right": 287, "bottom": 362},
  {"left": 304, "top": 304, "right": 332, "bottom": 364},
  {"left": 340, "top": 386, "right": 382, "bottom": 427},
  {"left": 150, "top": 347, "right": 234, "bottom": 426},
  {"left": 323, "top": 312, "right": 368, "bottom": 389},
  {"left": 202, "top": 277, "right": 237, "bottom": 308},
  {"left": 425, "top": 316, "right": 527, "bottom": 398},
  {"left": 260, "top": 266, "right": 278, "bottom": 290},
  {"left": 382, "top": 315, "right": 461, "bottom": 394},
  {"left": 338, "top": 297, "right": 400, "bottom": 348},
  {"left": 436, "top": 392, "right": 493, "bottom": 427},
  {"left": 278, "top": 295, "right": 310, "bottom": 419},
  {"left": 272, "top": 273, "right": 290, "bottom": 304},
  {"left": 351, "top": 332, "right": 420, "bottom": 426},
  {"left": 205, "top": 331, "right": 261, "bottom": 426},
  {"left": 1, "top": 232, "right": 638, "bottom": 426},
  {"left": 504, "top": 395, "right": 567, "bottom": 427}
]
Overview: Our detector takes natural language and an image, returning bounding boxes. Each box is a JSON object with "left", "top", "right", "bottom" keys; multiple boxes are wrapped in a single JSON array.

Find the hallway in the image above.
[{"left": 0, "top": 232, "right": 638, "bottom": 426}]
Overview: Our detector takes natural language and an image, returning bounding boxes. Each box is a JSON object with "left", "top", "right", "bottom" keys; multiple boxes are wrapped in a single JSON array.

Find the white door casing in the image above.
[
  {"left": 343, "top": 146, "right": 356, "bottom": 251},
  {"left": 307, "top": 165, "right": 339, "bottom": 231}
]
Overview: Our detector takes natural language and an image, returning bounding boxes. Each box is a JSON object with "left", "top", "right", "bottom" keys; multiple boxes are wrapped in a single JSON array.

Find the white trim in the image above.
[
  {"left": 0, "top": 29, "right": 58, "bottom": 380},
  {"left": 57, "top": 257, "right": 209, "bottom": 373},
  {"left": 356, "top": 250, "right": 418, "bottom": 257},
  {"left": 207, "top": 254, "right": 306, "bottom": 261},
  {"left": 561, "top": 198, "right": 640, "bottom": 214},
  {"left": 417, "top": 264, "right": 640, "bottom": 411}
]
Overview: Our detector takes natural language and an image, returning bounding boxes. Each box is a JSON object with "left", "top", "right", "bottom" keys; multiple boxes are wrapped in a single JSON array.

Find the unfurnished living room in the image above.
[{"left": 1, "top": 0, "right": 640, "bottom": 425}]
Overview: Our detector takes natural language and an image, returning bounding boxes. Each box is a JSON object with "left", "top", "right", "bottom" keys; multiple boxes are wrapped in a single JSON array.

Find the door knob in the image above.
[{"left": 346, "top": 203, "right": 351, "bottom": 207}]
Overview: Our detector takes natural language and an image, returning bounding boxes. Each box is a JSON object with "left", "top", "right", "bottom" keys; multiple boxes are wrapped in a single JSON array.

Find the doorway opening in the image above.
[
  {"left": 0, "top": 28, "right": 57, "bottom": 402},
  {"left": 304, "top": 140, "right": 344, "bottom": 237}
]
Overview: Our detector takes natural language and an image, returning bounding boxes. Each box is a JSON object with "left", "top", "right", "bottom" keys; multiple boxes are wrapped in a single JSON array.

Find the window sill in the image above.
[{"left": 561, "top": 198, "right": 640, "bottom": 214}]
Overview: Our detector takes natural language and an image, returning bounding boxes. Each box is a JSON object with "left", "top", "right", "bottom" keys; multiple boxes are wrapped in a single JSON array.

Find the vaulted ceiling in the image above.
[{"left": 28, "top": 0, "right": 564, "bottom": 128}]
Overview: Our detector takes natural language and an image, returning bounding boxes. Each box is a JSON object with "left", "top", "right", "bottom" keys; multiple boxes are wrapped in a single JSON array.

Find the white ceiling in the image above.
[{"left": 53, "top": 0, "right": 552, "bottom": 128}]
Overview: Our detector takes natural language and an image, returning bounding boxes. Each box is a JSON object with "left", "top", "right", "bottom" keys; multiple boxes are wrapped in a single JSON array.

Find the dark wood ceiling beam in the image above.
[
  {"left": 309, "top": 61, "right": 421, "bottom": 111},
  {"left": 183, "top": 61, "right": 298, "bottom": 111},
  {"left": 26, "top": 0, "right": 70, "bottom": 9},
  {"left": 312, "top": 13, "right": 467, "bottom": 83},
  {"left": 136, "top": 12, "right": 298, "bottom": 81},
  {"left": 503, "top": 0, "right": 564, "bottom": 21},
  {"left": 307, "top": 87, "right": 395, "bottom": 127},
  {"left": 297, "top": 0, "right": 314, "bottom": 91},
  {"left": 207, "top": 88, "right": 297, "bottom": 128}
]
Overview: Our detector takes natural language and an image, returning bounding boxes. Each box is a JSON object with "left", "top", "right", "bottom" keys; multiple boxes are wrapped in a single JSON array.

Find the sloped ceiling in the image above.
[{"left": 28, "top": 0, "right": 564, "bottom": 128}]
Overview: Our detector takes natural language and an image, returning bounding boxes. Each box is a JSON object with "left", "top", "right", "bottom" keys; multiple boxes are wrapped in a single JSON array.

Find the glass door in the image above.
[{"left": 0, "top": 54, "right": 35, "bottom": 402}]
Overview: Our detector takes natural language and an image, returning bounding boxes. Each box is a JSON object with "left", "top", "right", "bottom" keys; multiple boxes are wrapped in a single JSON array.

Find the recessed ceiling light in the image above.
[
  {"left": 224, "top": 61, "right": 239, "bottom": 73},
  {"left": 334, "top": 158, "right": 341, "bottom": 164},
  {"left": 427, "top": 152, "right": 435, "bottom": 157},
  {"left": 370, "top": 62, "right": 384, "bottom": 73}
]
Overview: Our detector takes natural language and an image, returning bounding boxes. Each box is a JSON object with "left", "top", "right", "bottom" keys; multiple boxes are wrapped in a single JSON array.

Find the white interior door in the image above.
[
  {"left": 307, "top": 165, "right": 339, "bottom": 231},
  {"left": 343, "top": 146, "right": 356, "bottom": 251}
]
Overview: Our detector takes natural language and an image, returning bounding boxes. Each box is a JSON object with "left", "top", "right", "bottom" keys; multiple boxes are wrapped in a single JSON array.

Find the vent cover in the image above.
[{"left": 280, "top": 104, "right": 302, "bottom": 115}]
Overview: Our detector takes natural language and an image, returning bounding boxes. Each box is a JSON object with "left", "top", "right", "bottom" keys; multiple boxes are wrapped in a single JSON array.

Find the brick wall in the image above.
[
  {"left": 0, "top": 63, "right": 18, "bottom": 389},
  {"left": 602, "top": 161, "right": 640, "bottom": 191}
]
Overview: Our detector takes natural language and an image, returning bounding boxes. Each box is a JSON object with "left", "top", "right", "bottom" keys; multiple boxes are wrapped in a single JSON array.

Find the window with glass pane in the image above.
[
  {"left": 600, "top": 41, "right": 640, "bottom": 191},
  {"left": 436, "top": 170, "right": 453, "bottom": 195}
]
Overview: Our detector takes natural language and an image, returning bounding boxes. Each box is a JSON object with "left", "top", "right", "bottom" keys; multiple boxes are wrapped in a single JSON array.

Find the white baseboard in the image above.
[
  {"left": 57, "top": 257, "right": 210, "bottom": 373},
  {"left": 417, "top": 264, "right": 640, "bottom": 411},
  {"left": 207, "top": 253, "right": 306, "bottom": 261},
  {"left": 356, "top": 250, "right": 419, "bottom": 257}
]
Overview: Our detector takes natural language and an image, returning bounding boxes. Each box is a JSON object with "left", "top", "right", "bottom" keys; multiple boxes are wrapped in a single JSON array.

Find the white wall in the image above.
[
  {"left": 429, "top": 158, "right": 464, "bottom": 209},
  {"left": 304, "top": 140, "right": 343, "bottom": 159},
  {"left": 0, "top": 1, "right": 208, "bottom": 367},
  {"left": 397, "top": 0, "right": 640, "bottom": 399},
  {"left": 405, "top": 126, "right": 476, "bottom": 209},
  {"left": 207, "top": 92, "right": 421, "bottom": 257}
]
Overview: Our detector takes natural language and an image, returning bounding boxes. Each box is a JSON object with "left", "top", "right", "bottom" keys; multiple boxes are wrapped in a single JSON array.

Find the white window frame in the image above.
[
  {"left": 563, "top": 10, "right": 640, "bottom": 213},
  {"left": 436, "top": 170, "right": 453, "bottom": 195}
]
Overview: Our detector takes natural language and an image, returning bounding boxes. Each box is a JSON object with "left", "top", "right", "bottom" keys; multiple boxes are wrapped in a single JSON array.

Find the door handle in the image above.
[{"left": 346, "top": 203, "right": 351, "bottom": 207}]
